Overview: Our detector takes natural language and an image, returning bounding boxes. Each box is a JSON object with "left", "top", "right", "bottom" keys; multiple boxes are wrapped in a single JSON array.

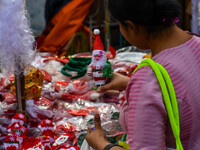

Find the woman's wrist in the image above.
[
  {"left": 95, "top": 140, "right": 111, "bottom": 150},
  {"left": 120, "top": 76, "right": 130, "bottom": 91}
]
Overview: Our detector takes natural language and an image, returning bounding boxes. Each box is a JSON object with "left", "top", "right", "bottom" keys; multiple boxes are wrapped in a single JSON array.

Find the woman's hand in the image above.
[
  {"left": 97, "top": 72, "right": 130, "bottom": 93},
  {"left": 85, "top": 114, "right": 110, "bottom": 149}
]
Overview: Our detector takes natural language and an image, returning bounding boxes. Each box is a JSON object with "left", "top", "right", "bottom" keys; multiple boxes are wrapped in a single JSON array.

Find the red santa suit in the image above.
[{"left": 90, "top": 65, "right": 106, "bottom": 86}]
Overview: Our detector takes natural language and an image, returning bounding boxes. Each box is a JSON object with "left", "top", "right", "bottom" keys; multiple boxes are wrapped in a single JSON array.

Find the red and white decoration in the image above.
[
  {"left": 38, "top": 119, "right": 54, "bottom": 134},
  {"left": 87, "top": 29, "right": 107, "bottom": 87},
  {"left": 51, "top": 134, "right": 79, "bottom": 150},
  {"left": 4, "top": 133, "right": 19, "bottom": 150},
  {"left": 38, "top": 119, "right": 55, "bottom": 144}
]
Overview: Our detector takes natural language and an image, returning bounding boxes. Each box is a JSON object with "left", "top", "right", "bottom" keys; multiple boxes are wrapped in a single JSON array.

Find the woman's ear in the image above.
[{"left": 125, "top": 20, "right": 137, "bottom": 33}]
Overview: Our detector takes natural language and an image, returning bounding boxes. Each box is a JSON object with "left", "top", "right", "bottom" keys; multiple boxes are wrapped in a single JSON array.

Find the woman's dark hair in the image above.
[{"left": 108, "top": 0, "right": 181, "bottom": 37}]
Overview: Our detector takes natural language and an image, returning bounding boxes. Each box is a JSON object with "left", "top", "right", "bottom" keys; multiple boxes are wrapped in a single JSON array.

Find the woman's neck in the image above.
[{"left": 148, "top": 25, "right": 193, "bottom": 57}]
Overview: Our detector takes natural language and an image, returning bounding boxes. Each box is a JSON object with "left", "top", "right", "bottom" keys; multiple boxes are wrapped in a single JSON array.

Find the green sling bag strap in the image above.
[{"left": 133, "top": 58, "right": 183, "bottom": 150}]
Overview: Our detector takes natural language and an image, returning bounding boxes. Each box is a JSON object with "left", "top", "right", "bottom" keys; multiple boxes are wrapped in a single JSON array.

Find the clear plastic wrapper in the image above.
[
  {"left": 115, "top": 46, "right": 151, "bottom": 63},
  {"left": 60, "top": 90, "right": 100, "bottom": 102},
  {"left": 0, "top": 74, "right": 11, "bottom": 91},
  {"left": 39, "top": 69, "right": 52, "bottom": 82},
  {"left": 0, "top": 101, "right": 17, "bottom": 115},
  {"left": 109, "top": 46, "right": 150, "bottom": 77},
  {"left": 58, "top": 79, "right": 95, "bottom": 95},
  {"left": 67, "top": 117, "right": 87, "bottom": 132},
  {"left": 41, "top": 82, "right": 59, "bottom": 101},
  {"left": 64, "top": 102, "right": 90, "bottom": 117},
  {"left": 41, "top": 60, "right": 70, "bottom": 82},
  {"left": 0, "top": 115, "right": 12, "bottom": 125},
  {"left": 31, "top": 52, "right": 47, "bottom": 69},
  {"left": 26, "top": 98, "right": 54, "bottom": 122},
  {"left": 0, "top": 124, "right": 9, "bottom": 134},
  {"left": 3, "top": 92, "right": 16, "bottom": 105},
  {"left": 55, "top": 119, "right": 78, "bottom": 135},
  {"left": 51, "top": 100, "right": 72, "bottom": 122},
  {"left": 56, "top": 77, "right": 100, "bottom": 102},
  {"left": 33, "top": 53, "right": 70, "bottom": 82}
]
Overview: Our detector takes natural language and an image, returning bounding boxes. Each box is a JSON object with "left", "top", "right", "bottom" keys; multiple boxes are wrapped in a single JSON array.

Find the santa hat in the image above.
[
  {"left": 13, "top": 113, "right": 26, "bottom": 122},
  {"left": 38, "top": 119, "right": 54, "bottom": 128},
  {"left": 93, "top": 29, "right": 105, "bottom": 55}
]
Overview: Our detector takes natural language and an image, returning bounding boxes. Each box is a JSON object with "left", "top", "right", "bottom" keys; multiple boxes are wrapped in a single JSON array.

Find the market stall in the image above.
[{"left": 0, "top": 38, "right": 149, "bottom": 150}]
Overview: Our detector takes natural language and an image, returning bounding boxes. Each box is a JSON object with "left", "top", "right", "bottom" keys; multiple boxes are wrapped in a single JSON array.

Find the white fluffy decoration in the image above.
[
  {"left": 94, "top": 29, "right": 100, "bottom": 35},
  {"left": 0, "top": 0, "right": 36, "bottom": 75}
]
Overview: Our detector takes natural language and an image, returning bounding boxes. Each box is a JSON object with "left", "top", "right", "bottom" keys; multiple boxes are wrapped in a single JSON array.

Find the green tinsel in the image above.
[
  {"left": 102, "top": 60, "right": 113, "bottom": 78},
  {"left": 111, "top": 111, "right": 120, "bottom": 120}
]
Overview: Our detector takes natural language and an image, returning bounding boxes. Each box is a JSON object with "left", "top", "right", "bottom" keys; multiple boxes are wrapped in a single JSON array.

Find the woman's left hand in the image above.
[{"left": 85, "top": 113, "right": 111, "bottom": 149}]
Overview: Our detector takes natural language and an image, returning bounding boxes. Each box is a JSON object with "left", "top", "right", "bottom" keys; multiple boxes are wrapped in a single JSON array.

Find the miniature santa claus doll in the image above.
[
  {"left": 4, "top": 133, "right": 19, "bottom": 150},
  {"left": 87, "top": 29, "right": 112, "bottom": 88},
  {"left": 38, "top": 119, "right": 55, "bottom": 144},
  {"left": 6, "top": 113, "right": 27, "bottom": 147}
]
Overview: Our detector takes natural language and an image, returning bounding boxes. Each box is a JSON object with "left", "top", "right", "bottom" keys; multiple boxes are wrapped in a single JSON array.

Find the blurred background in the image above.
[{"left": 26, "top": 0, "right": 195, "bottom": 55}]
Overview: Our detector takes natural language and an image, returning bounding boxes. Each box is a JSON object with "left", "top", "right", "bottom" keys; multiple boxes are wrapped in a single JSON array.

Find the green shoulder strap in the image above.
[{"left": 133, "top": 58, "right": 183, "bottom": 150}]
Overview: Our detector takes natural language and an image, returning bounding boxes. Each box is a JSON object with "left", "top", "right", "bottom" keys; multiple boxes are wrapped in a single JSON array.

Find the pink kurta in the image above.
[{"left": 120, "top": 35, "right": 200, "bottom": 150}]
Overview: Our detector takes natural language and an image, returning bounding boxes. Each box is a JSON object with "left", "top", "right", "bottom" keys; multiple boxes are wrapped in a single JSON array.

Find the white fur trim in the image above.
[
  {"left": 92, "top": 50, "right": 105, "bottom": 55},
  {"left": 94, "top": 29, "right": 100, "bottom": 35}
]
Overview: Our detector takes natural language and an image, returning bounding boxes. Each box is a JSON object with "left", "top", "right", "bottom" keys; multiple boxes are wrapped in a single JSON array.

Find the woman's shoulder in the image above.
[
  {"left": 153, "top": 35, "right": 200, "bottom": 60},
  {"left": 129, "top": 66, "right": 157, "bottom": 86}
]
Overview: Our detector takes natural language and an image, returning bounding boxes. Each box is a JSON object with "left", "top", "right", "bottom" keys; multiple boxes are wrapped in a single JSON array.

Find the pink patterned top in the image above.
[{"left": 119, "top": 35, "right": 200, "bottom": 150}]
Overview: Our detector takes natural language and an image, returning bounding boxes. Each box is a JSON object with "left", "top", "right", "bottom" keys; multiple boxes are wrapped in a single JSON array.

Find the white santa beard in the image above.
[{"left": 91, "top": 55, "right": 107, "bottom": 67}]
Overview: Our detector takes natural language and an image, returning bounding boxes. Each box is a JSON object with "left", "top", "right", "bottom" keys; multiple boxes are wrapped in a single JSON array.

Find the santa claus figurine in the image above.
[
  {"left": 4, "top": 133, "right": 19, "bottom": 150},
  {"left": 6, "top": 113, "right": 27, "bottom": 147},
  {"left": 87, "top": 29, "right": 112, "bottom": 88},
  {"left": 38, "top": 119, "right": 55, "bottom": 144}
]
